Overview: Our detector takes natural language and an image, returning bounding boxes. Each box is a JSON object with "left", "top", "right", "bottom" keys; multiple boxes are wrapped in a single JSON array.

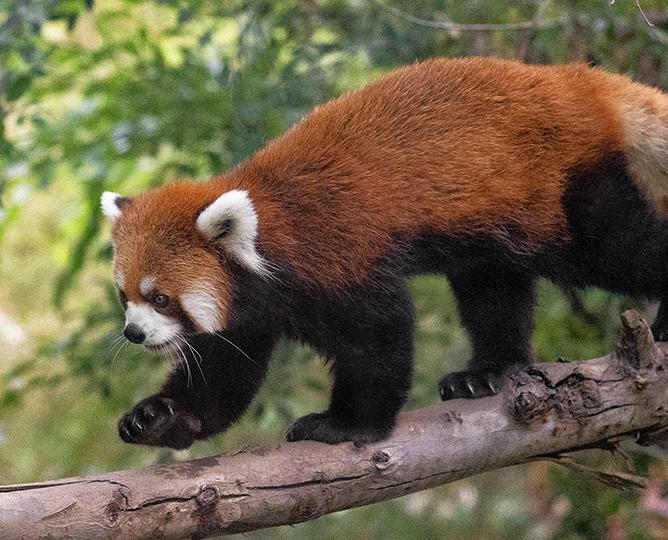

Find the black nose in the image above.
[{"left": 124, "top": 324, "right": 146, "bottom": 344}]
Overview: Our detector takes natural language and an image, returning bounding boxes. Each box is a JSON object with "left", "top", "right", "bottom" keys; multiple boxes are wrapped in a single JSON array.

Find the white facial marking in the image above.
[
  {"left": 114, "top": 271, "right": 125, "bottom": 291},
  {"left": 196, "top": 189, "right": 270, "bottom": 275},
  {"left": 180, "top": 285, "right": 222, "bottom": 334},
  {"left": 140, "top": 276, "right": 156, "bottom": 297},
  {"left": 125, "top": 301, "right": 181, "bottom": 347},
  {"left": 101, "top": 191, "right": 123, "bottom": 222}
]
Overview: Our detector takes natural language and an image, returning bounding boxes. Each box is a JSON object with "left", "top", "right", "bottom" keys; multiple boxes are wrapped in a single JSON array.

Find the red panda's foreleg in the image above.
[
  {"left": 286, "top": 280, "right": 415, "bottom": 444},
  {"left": 118, "top": 330, "right": 276, "bottom": 448}
]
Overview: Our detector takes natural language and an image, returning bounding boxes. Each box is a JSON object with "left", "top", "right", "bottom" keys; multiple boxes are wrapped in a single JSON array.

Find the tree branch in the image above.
[
  {"left": 1, "top": 310, "right": 666, "bottom": 539},
  {"left": 369, "top": 0, "right": 566, "bottom": 32}
]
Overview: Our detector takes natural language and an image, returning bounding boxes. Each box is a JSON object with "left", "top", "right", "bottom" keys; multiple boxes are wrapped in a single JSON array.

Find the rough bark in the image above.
[{"left": 0, "top": 310, "right": 666, "bottom": 540}]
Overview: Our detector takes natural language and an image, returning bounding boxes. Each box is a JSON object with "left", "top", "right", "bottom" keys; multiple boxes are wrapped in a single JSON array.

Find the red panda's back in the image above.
[{"left": 232, "top": 58, "right": 633, "bottom": 286}]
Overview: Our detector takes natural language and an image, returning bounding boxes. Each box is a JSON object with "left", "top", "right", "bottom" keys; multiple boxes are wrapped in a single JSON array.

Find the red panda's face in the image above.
[{"left": 101, "top": 183, "right": 267, "bottom": 352}]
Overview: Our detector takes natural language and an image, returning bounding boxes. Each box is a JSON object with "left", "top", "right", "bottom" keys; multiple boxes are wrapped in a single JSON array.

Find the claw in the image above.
[
  {"left": 465, "top": 379, "right": 475, "bottom": 394},
  {"left": 486, "top": 379, "right": 497, "bottom": 393},
  {"left": 132, "top": 417, "right": 143, "bottom": 432},
  {"left": 119, "top": 423, "right": 132, "bottom": 442}
]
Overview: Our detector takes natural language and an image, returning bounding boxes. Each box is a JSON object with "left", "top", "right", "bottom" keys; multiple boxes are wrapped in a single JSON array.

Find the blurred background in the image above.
[{"left": 1, "top": 0, "right": 667, "bottom": 538}]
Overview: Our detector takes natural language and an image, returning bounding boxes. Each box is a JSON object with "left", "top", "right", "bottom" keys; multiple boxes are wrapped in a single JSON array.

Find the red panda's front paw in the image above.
[
  {"left": 286, "top": 412, "right": 393, "bottom": 445},
  {"left": 118, "top": 396, "right": 202, "bottom": 449}
]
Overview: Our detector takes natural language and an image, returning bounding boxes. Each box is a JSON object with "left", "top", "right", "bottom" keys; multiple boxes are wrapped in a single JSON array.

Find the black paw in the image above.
[
  {"left": 286, "top": 412, "right": 393, "bottom": 445},
  {"left": 118, "top": 396, "right": 202, "bottom": 449},
  {"left": 438, "top": 369, "right": 508, "bottom": 401}
]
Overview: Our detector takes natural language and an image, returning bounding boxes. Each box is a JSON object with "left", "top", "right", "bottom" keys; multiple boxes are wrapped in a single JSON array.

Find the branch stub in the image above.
[{"left": 615, "top": 310, "right": 660, "bottom": 370}]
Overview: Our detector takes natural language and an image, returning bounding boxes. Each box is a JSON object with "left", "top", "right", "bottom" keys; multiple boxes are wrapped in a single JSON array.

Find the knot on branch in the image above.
[
  {"left": 196, "top": 485, "right": 219, "bottom": 507},
  {"left": 372, "top": 450, "right": 393, "bottom": 471},
  {"left": 509, "top": 380, "right": 553, "bottom": 424},
  {"left": 104, "top": 487, "right": 130, "bottom": 526},
  {"left": 508, "top": 369, "right": 602, "bottom": 425},
  {"left": 615, "top": 310, "right": 660, "bottom": 370}
]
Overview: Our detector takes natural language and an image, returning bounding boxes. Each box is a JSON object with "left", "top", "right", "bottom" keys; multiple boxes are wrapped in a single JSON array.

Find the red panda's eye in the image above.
[{"left": 152, "top": 294, "right": 170, "bottom": 308}]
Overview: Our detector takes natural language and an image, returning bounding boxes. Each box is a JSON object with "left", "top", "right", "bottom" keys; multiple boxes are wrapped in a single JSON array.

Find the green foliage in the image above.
[{"left": 1, "top": 0, "right": 667, "bottom": 537}]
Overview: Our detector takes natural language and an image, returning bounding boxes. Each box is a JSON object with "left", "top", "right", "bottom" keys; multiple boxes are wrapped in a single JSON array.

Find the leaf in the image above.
[
  {"left": 53, "top": 187, "right": 103, "bottom": 308},
  {"left": 6, "top": 74, "right": 32, "bottom": 101}
]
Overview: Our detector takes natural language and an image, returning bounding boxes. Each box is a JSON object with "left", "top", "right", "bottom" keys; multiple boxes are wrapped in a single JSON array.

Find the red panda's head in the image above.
[{"left": 101, "top": 182, "right": 269, "bottom": 351}]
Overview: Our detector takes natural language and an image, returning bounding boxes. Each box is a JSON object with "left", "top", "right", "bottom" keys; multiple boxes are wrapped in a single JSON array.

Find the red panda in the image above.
[{"left": 102, "top": 57, "right": 668, "bottom": 449}]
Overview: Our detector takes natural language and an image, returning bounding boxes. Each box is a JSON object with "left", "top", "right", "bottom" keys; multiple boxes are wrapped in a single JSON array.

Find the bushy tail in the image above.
[{"left": 612, "top": 78, "right": 668, "bottom": 214}]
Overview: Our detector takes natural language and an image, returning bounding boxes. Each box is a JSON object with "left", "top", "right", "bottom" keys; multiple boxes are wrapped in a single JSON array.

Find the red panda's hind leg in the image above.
[
  {"left": 651, "top": 301, "right": 668, "bottom": 342},
  {"left": 440, "top": 265, "right": 536, "bottom": 400}
]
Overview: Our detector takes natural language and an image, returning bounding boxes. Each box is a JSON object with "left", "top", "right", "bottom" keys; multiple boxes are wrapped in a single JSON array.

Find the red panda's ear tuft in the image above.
[
  {"left": 101, "top": 191, "right": 132, "bottom": 222},
  {"left": 196, "top": 189, "right": 268, "bottom": 275}
]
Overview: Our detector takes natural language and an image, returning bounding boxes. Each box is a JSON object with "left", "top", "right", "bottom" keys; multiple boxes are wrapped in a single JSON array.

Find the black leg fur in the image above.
[
  {"left": 286, "top": 280, "right": 415, "bottom": 444},
  {"left": 555, "top": 152, "right": 668, "bottom": 342},
  {"left": 118, "top": 329, "right": 276, "bottom": 449},
  {"left": 439, "top": 265, "right": 535, "bottom": 400},
  {"left": 554, "top": 152, "right": 668, "bottom": 298},
  {"left": 652, "top": 300, "right": 668, "bottom": 342},
  {"left": 118, "top": 153, "right": 668, "bottom": 448}
]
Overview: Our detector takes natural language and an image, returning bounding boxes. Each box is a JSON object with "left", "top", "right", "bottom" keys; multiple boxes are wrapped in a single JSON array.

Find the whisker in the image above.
[
  {"left": 102, "top": 332, "right": 126, "bottom": 364},
  {"left": 165, "top": 344, "right": 178, "bottom": 371},
  {"left": 171, "top": 338, "right": 192, "bottom": 388},
  {"left": 104, "top": 340, "right": 123, "bottom": 365},
  {"left": 156, "top": 341, "right": 175, "bottom": 370},
  {"left": 180, "top": 335, "right": 203, "bottom": 365},
  {"left": 125, "top": 345, "right": 139, "bottom": 365},
  {"left": 179, "top": 335, "right": 207, "bottom": 385},
  {"left": 110, "top": 340, "right": 129, "bottom": 371},
  {"left": 108, "top": 331, "right": 124, "bottom": 345},
  {"left": 213, "top": 332, "right": 262, "bottom": 370}
]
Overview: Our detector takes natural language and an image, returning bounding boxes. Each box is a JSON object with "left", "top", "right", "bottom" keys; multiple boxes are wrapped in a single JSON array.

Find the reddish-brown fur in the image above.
[
  {"left": 111, "top": 56, "right": 668, "bottom": 448},
  {"left": 114, "top": 57, "right": 657, "bottom": 292},
  {"left": 112, "top": 183, "right": 233, "bottom": 324}
]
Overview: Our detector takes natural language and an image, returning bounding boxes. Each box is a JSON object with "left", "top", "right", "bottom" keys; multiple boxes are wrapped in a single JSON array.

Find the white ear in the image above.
[
  {"left": 101, "top": 191, "right": 124, "bottom": 222},
  {"left": 196, "top": 189, "right": 268, "bottom": 274}
]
